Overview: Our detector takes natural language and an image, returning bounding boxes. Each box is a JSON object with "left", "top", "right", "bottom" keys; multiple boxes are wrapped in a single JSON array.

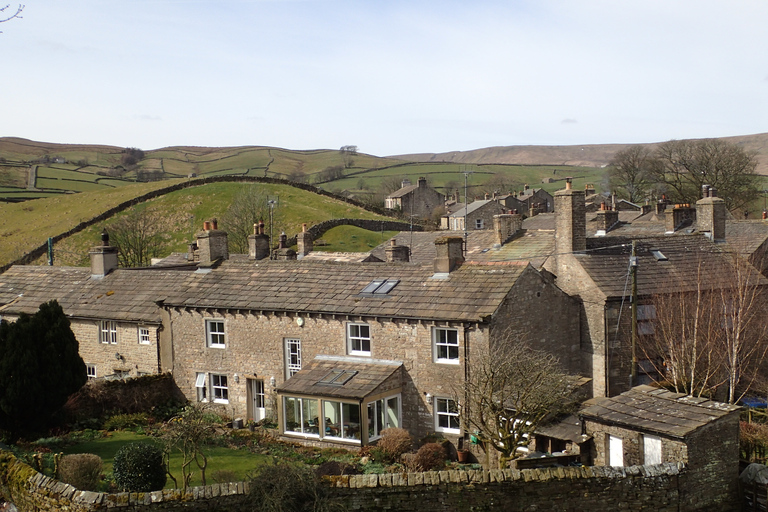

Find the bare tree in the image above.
[
  {"left": 457, "top": 335, "right": 576, "bottom": 468},
  {"left": 220, "top": 185, "right": 279, "bottom": 253},
  {"left": 108, "top": 209, "right": 162, "bottom": 268},
  {"left": 641, "top": 253, "right": 768, "bottom": 403},
  {"left": 0, "top": 4, "right": 23, "bottom": 30},
  {"left": 158, "top": 404, "right": 219, "bottom": 490},
  {"left": 649, "top": 139, "right": 760, "bottom": 211},
  {"left": 481, "top": 172, "right": 521, "bottom": 197},
  {"left": 606, "top": 145, "right": 655, "bottom": 203}
]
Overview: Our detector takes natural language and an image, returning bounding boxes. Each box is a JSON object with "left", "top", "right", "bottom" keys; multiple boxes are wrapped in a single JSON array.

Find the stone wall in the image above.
[{"left": 1, "top": 451, "right": 741, "bottom": 512}]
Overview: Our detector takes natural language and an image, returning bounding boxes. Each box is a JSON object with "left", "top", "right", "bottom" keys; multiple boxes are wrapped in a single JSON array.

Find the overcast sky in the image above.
[{"left": 3, "top": 1, "right": 767, "bottom": 156}]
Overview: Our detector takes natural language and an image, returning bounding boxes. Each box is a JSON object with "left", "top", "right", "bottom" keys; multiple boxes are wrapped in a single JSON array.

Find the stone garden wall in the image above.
[{"left": 0, "top": 451, "right": 740, "bottom": 512}]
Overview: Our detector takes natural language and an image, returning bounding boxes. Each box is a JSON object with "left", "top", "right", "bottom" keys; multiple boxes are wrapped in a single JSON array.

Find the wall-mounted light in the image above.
[
  {"left": 270, "top": 376, "right": 276, "bottom": 388},
  {"left": 425, "top": 392, "right": 432, "bottom": 405},
  {"left": 233, "top": 373, "right": 239, "bottom": 383},
  {"left": 296, "top": 317, "right": 304, "bottom": 327}
]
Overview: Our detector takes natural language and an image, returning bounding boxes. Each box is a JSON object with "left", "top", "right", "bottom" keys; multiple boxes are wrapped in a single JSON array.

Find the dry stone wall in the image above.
[{"left": 0, "top": 451, "right": 740, "bottom": 512}]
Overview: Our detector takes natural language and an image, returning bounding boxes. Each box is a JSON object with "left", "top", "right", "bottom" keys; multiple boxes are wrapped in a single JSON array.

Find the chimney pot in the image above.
[
  {"left": 211, "top": 218, "right": 218, "bottom": 230},
  {"left": 565, "top": 177, "right": 572, "bottom": 190},
  {"left": 763, "top": 211, "right": 767, "bottom": 220},
  {"left": 203, "top": 221, "right": 211, "bottom": 231}
]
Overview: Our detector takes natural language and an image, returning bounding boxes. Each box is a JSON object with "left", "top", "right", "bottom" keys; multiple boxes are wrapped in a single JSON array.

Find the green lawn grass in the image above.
[
  {"left": 314, "top": 226, "right": 400, "bottom": 252},
  {"left": 61, "top": 430, "right": 269, "bottom": 488}
]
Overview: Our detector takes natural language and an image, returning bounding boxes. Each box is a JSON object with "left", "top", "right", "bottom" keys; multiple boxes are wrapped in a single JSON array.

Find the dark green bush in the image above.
[
  {"left": 413, "top": 443, "right": 446, "bottom": 471},
  {"left": 58, "top": 453, "right": 103, "bottom": 491},
  {"left": 113, "top": 442, "right": 166, "bottom": 491}
]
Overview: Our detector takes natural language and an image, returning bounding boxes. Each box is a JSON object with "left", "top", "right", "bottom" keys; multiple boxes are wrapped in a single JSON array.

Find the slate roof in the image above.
[
  {"left": 387, "top": 183, "right": 420, "bottom": 198},
  {"left": 448, "top": 199, "right": 498, "bottom": 218},
  {"left": 580, "top": 385, "right": 740, "bottom": 439},
  {"left": 368, "top": 231, "right": 497, "bottom": 265},
  {"left": 0, "top": 265, "right": 189, "bottom": 323},
  {"left": 160, "top": 258, "right": 530, "bottom": 322},
  {"left": 277, "top": 356, "right": 402, "bottom": 400},
  {"left": 577, "top": 234, "right": 768, "bottom": 298}
]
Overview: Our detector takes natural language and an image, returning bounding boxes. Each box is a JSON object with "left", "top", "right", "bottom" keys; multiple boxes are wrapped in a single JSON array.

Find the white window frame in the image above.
[
  {"left": 138, "top": 326, "right": 151, "bottom": 345},
  {"left": 206, "top": 319, "right": 226, "bottom": 349},
  {"left": 99, "top": 320, "right": 117, "bottom": 344},
  {"left": 86, "top": 364, "right": 97, "bottom": 380},
  {"left": 475, "top": 218, "right": 484, "bottom": 229},
  {"left": 347, "top": 323, "right": 371, "bottom": 356},
  {"left": 285, "top": 338, "right": 302, "bottom": 378},
  {"left": 435, "top": 397, "right": 460, "bottom": 434},
  {"left": 367, "top": 393, "right": 402, "bottom": 441},
  {"left": 433, "top": 327, "right": 459, "bottom": 364},
  {"left": 643, "top": 434, "right": 662, "bottom": 465},
  {"left": 195, "top": 372, "right": 208, "bottom": 402},
  {"left": 211, "top": 373, "right": 229, "bottom": 404}
]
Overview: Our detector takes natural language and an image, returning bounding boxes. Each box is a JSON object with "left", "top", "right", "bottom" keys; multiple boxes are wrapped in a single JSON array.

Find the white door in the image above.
[
  {"left": 248, "top": 379, "right": 266, "bottom": 422},
  {"left": 608, "top": 435, "right": 624, "bottom": 466},
  {"left": 643, "top": 435, "right": 662, "bottom": 465}
]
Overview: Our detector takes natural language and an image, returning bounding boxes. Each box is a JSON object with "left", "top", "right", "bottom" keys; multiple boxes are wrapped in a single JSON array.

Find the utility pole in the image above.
[
  {"left": 463, "top": 169, "right": 471, "bottom": 255},
  {"left": 630, "top": 240, "right": 638, "bottom": 388}
]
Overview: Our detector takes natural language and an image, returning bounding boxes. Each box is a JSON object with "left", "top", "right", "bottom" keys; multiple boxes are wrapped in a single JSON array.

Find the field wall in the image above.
[
  {"left": 0, "top": 175, "right": 411, "bottom": 274},
  {"left": 0, "top": 452, "right": 740, "bottom": 512}
]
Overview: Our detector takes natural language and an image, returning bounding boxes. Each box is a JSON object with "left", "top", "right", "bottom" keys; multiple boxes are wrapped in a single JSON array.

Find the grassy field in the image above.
[
  {"left": 33, "top": 181, "right": 397, "bottom": 267},
  {"left": 314, "top": 225, "right": 401, "bottom": 252},
  {"left": 61, "top": 430, "right": 269, "bottom": 488}
]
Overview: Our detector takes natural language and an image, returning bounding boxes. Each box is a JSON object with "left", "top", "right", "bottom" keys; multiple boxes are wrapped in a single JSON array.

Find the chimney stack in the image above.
[
  {"left": 696, "top": 186, "right": 726, "bottom": 242},
  {"left": 493, "top": 213, "right": 523, "bottom": 247},
  {"left": 385, "top": 239, "right": 410, "bottom": 262},
  {"left": 274, "top": 232, "right": 297, "bottom": 260},
  {"left": 433, "top": 236, "right": 464, "bottom": 274},
  {"left": 297, "top": 223, "right": 313, "bottom": 259},
  {"left": 248, "top": 220, "right": 270, "bottom": 260},
  {"left": 196, "top": 219, "right": 229, "bottom": 263},
  {"left": 665, "top": 204, "right": 696, "bottom": 234},
  {"left": 555, "top": 177, "right": 586, "bottom": 254},
  {"left": 90, "top": 229, "right": 119, "bottom": 277},
  {"left": 596, "top": 204, "right": 620, "bottom": 236}
]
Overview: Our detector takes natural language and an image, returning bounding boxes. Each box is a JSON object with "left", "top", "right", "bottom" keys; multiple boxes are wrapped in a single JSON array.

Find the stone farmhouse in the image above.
[
  {"left": 157, "top": 234, "right": 581, "bottom": 447},
  {"left": 384, "top": 177, "right": 445, "bottom": 221}
]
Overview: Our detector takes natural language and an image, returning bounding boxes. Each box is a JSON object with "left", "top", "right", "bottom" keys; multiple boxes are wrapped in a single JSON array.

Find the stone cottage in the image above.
[
  {"left": 443, "top": 199, "right": 508, "bottom": 231},
  {"left": 157, "top": 234, "right": 582, "bottom": 447},
  {"left": 0, "top": 233, "right": 193, "bottom": 380},
  {"left": 384, "top": 177, "right": 445, "bottom": 221}
]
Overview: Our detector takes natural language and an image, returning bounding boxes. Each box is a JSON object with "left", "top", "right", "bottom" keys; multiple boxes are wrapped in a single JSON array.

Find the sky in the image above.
[{"left": 2, "top": 0, "right": 768, "bottom": 156}]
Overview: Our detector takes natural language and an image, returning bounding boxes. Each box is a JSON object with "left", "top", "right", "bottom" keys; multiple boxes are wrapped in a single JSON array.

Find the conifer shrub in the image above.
[{"left": 113, "top": 442, "right": 166, "bottom": 491}]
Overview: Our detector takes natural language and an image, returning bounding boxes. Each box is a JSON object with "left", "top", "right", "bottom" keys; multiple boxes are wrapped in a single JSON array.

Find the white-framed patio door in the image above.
[{"left": 247, "top": 378, "right": 266, "bottom": 422}]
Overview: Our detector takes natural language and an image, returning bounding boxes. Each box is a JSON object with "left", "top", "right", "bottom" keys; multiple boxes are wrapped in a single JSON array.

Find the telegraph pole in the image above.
[{"left": 630, "top": 240, "right": 638, "bottom": 388}]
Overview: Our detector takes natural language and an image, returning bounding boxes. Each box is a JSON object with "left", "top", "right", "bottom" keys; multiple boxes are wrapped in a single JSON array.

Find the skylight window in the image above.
[
  {"left": 359, "top": 279, "right": 400, "bottom": 295},
  {"left": 317, "top": 369, "right": 358, "bottom": 386},
  {"left": 650, "top": 249, "right": 668, "bottom": 261}
]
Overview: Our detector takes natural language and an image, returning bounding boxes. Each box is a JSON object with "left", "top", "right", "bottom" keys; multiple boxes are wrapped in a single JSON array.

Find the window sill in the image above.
[
  {"left": 348, "top": 351, "right": 371, "bottom": 357},
  {"left": 435, "top": 359, "right": 460, "bottom": 365}
]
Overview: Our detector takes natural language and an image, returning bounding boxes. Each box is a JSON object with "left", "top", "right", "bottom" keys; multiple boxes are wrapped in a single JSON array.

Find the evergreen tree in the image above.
[{"left": 0, "top": 300, "right": 87, "bottom": 438}]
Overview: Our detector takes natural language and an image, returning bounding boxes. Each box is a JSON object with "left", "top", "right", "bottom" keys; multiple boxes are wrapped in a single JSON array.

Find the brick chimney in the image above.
[
  {"left": 595, "top": 203, "right": 620, "bottom": 236},
  {"left": 696, "top": 185, "right": 726, "bottom": 242},
  {"left": 555, "top": 178, "right": 586, "bottom": 255},
  {"left": 297, "top": 223, "right": 313, "bottom": 259},
  {"left": 196, "top": 219, "right": 229, "bottom": 263},
  {"left": 248, "top": 220, "right": 270, "bottom": 260},
  {"left": 493, "top": 213, "right": 523, "bottom": 247},
  {"left": 385, "top": 239, "right": 410, "bottom": 262},
  {"left": 434, "top": 236, "right": 464, "bottom": 274},
  {"left": 90, "top": 229, "right": 119, "bottom": 277}
]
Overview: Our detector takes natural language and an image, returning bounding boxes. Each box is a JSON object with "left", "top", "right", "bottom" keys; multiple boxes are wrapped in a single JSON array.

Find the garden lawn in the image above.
[{"left": 62, "top": 431, "right": 269, "bottom": 488}]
